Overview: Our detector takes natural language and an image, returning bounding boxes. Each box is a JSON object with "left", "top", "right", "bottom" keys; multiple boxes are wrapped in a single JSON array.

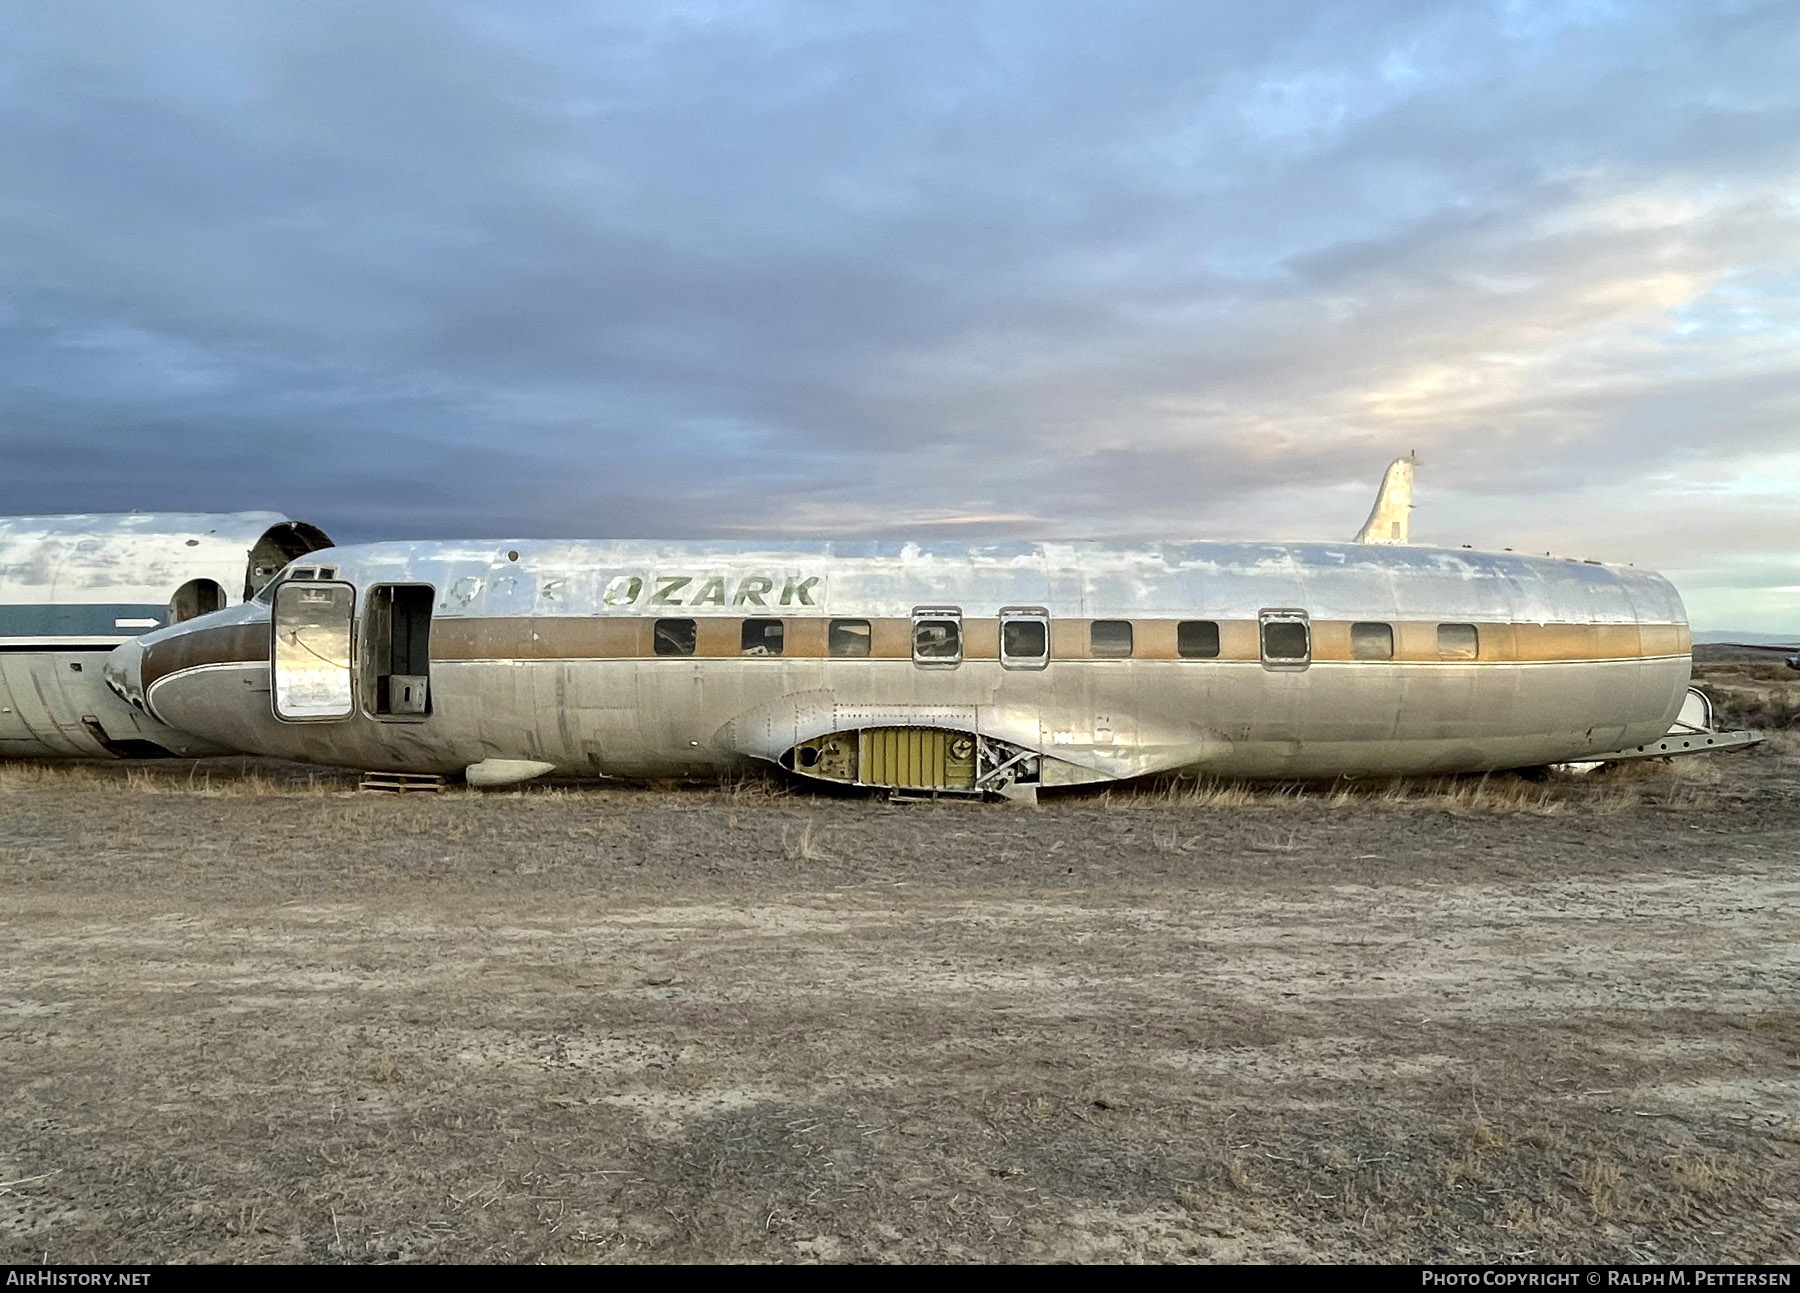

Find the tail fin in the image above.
[{"left": 1354, "top": 453, "right": 1418, "bottom": 545}]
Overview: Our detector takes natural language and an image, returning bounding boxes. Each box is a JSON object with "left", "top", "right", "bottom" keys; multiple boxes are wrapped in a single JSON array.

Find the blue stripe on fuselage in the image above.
[{"left": 0, "top": 603, "right": 167, "bottom": 637}]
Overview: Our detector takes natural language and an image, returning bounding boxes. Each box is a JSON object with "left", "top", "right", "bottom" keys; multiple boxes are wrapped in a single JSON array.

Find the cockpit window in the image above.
[{"left": 254, "top": 562, "right": 339, "bottom": 605}]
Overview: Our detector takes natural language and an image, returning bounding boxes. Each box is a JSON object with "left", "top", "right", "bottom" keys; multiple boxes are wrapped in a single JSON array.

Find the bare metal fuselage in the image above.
[
  {"left": 0, "top": 513, "right": 330, "bottom": 758},
  {"left": 108, "top": 537, "right": 1692, "bottom": 790}
]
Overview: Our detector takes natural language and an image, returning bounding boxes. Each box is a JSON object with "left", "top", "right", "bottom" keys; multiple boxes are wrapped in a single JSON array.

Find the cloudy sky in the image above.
[{"left": 2, "top": 1, "right": 1796, "bottom": 629}]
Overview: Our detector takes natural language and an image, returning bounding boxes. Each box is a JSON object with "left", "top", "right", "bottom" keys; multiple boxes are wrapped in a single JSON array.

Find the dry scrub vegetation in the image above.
[
  {"left": 1694, "top": 660, "right": 1800, "bottom": 733},
  {"left": 1152, "top": 756, "right": 1728, "bottom": 817},
  {"left": 0, "top": 734, "right": 1745, "bottom": 816},
  {"left": 2, "top": 682, "right": 1797, "bottom": 1263}
]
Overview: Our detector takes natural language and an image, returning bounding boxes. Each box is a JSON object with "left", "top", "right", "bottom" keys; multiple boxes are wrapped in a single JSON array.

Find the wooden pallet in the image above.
[{"left": 359, "top": 771, "right": 447, "bottom": 794}]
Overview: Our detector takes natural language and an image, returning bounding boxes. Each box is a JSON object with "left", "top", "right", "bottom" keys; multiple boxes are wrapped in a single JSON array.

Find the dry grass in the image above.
[
  {"left": 781, "top": 816, "right": 837, "bottom": 862},
  {"left": 0, "top": 761, "right": 105, "bottom": 788},
  {"left": 1759, "top": 729, "right": 1800, "bottom": 756},
  {"left": 0, "top": 752, "right": 1750, "bottom": 817},
  {"left": 123, "top": 766, "right": 346, "bottom": 797},
  {"left": 1694, "top": 662, "right": 1800, "bottom": 730},
  {"left": 1148, "top": 763, "right": 1722, "bottom": 815},
  {"left": 0, "top": 708, "right": 1776, "bottom": 822},
  {"left": 0, "top": 759, "right": 355, "bottom": 797},
  {"left": 1577, "top": 1158, "right": 1623, "bottom": 1216},
  {"left": 1155, "top": 778, "right": 1264, "bottom": 809}
]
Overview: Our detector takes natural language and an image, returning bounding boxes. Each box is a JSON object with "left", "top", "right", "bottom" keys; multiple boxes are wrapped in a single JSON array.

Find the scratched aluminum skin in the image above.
[
  {"left": 0, "top": 513, "right": 328, "bottom": 758},
  {"left": 113, "top": 537, "right": 1692, "bottom": 784}
]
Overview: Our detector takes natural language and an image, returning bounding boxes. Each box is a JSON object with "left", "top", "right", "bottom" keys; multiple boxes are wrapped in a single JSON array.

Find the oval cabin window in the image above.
[
  {"left": 1261, "top": 618, "right": 1310, "bottom": 662},
  {"left": 911, "top": 607, "right": 964, "bottom": 666},
  {"left": 1437, "top": 623, "right": 1479, "bottom": 660},
  {"left": 913, "top": 619, "right": 961, "bottom": 661},
  {"left": 1351, "top": 622, "right": 1394, "bottom": 660},
  {"left": 1090, "top": 620, "right": 1133, "bottom": 658},
  {"left": 1177, "top": 621, "right": 1220, "bottom": 659},
  {"left": 1003, "top": 620, "right": 1046, "bottom": 657},
  {"left": 999, "top": 607, "right": 1050, "bottom": 670},
  {"left": 654, "top": 619, "right": 697, "bottom": 657},
  {"left": 741, "top": 618, "right": 784, "bottom": 656},
  {"left": 828, "top": 619, "right": 871, "bottom": 658}
]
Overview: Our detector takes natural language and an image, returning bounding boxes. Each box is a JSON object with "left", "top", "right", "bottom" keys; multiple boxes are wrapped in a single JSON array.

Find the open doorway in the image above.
[
  {"left": 366, "top": 584, "right": 433, "bottom": 718},
  {"left": 169, "top": 578, "right": 226, "bottom": 624},
  {"left": 246, "top": 521, "right": 332, "bottom": 600}
]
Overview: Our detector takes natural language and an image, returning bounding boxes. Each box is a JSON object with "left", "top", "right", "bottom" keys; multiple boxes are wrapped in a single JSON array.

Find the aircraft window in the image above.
[
  {"left": 828, "top": 619, "right": 871, "bottom": 658},
  {"left": 254, "top": 565, "right": 300, "bottom": 604},
  {"left": 1002, "top": 619, "right": 1046, "bottom": 658},
  {"left": 654, "top": 618, "right": 697, "bottom": 657},
  {"left": 1438, "top": 623, "right": 1479, "bottom": 660},
  {"left": 741, "top": 618, "right": 784, "bottom": 656},
  {"left": 1352, "top": 622, "right": 1394, "bottom": 661},
  {"left": 999, "top": 608, "right": 1050, "bottom": 670},
  {"left": 914, "top": 621, "right": 960, "bottom": 659},
  {"left": 1177, "top": 621, "right": 1220, "bottom": 659},
  {"left": 1090, "top": 620, "right": 1133, "bottom": 658},
  {"left": 912, "top": 607, "right": 963, "bottom": 666},
  {"left": 262, "top": 565, "right": 338, "bottom": 601},
  {"left": 1260, "top": 614, "right": 1311, "bottom": 664}
]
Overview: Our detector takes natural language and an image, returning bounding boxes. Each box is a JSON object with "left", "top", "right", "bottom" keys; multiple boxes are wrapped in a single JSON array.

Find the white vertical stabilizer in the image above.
[{"left": 1353, "top": 454, "right": 1418, "bottom": 545}]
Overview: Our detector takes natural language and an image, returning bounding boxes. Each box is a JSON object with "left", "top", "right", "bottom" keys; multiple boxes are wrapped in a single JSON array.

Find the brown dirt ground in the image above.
[{"left": 1, "top": 666, "right": 1796, "bottom": 1264}]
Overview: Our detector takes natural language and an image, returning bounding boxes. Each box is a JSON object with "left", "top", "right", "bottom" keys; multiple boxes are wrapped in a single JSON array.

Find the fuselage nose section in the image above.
[
  {"left": 105, "top": 604, "right": 266, "bottom": 733},
  {"left": 102, "top": 637, "right": 150, "bottom": 715}
]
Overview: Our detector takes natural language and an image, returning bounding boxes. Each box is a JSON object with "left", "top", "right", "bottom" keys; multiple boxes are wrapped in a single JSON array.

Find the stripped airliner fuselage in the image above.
[
  {"left": 106, "top": 533, "right": 1694, "bottom": 792},
  {"left": 0, "top": 512, "right": 330, "bottom": 758}
]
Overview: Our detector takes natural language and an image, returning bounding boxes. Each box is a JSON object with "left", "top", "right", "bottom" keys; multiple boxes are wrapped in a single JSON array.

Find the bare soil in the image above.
[{"left": 2, "top": 668, "right": 1796, "bottom": 1263}]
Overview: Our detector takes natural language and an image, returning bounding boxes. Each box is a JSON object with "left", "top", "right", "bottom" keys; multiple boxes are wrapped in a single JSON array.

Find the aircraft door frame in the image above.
[
  {"left": 362, "top": 582, "right": 435, "bottom": 721},
  {"left": 271, "top": 581, "right": 357, "bottom": 721}
]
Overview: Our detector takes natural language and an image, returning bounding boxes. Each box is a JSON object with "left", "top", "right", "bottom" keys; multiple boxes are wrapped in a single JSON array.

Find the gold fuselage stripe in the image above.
[
  {"left": 429, "top": 616, "right": 1690, "bottom": 664},
  {"left": 141, "top": 616, "right": 1692, "bottom": 688}
]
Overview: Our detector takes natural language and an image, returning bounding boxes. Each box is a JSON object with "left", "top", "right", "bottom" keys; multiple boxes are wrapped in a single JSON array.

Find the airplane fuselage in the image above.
[
  {"left": 107, "top": 537, "right": 1693, "bottom": 790},
  {"left": 0, "top": 513, "right": 330, "bottom": 758}
]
